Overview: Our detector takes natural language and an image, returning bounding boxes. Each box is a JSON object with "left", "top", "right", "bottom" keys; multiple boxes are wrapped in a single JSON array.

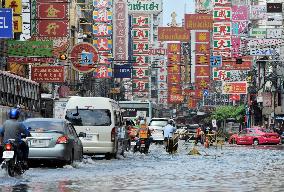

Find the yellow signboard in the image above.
[
  {"left": 5, "top": 0, "right": 22, "bottom": 15},
  {"left": 13, "top": 16, "right": 22, "bottom": 33}
]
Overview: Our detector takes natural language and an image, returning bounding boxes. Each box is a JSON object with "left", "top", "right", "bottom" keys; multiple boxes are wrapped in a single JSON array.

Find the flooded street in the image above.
[{"left": 0, "top": 142, "right": 284, "bottom": 192}]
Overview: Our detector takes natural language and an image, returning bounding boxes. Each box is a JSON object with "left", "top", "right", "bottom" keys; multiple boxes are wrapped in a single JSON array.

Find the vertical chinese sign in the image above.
[
  {"left": 185, "top": 14, "right": 212, "bottom": 108},
  {"left": 5, "top": 0, "right": 22, "bottom": 33},
  {"left": 131, "top": 14, "right": 150, "bottom": 99},
  {"left": 93, "top": 0, "right": 113, "bottom": 78},
  {"left": 167, "top": 43, "right": 183, "bottom": 104},
  {"left": 31, "top": 0, "right": 69, "bottom": 57}
]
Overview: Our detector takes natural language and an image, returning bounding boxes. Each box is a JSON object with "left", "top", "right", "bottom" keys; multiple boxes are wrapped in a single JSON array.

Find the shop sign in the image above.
[
  {"left": 127, "top": 0, "right": 162, "bottom": 14},
  {"left": 31, "top": 66, "right": 64, "bottom": 83},
  {"left": 222, "top": 81, "right": 247, "bottom": 94},
  {"left": 158, "top": 27, "right": 190, "bottom": 42}
]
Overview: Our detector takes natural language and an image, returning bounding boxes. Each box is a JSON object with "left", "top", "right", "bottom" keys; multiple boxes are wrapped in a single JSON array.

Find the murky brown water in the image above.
[{"left": 1, "top": 142, "right": 283, "bottom": 192}]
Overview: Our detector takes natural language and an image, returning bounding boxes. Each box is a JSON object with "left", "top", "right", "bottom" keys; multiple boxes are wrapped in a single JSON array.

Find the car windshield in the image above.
[
  {"left": 24, "top": 120, "right": 64, "bottom": 132},
  {"left": 65, "top": 109, "right": 111, "bottom": 126},
  {"left": 149, "top": 120, "right": 168, "bottom": 127},
  {"left": 260, "top": 128, "right": 274, "bottom": 133}
]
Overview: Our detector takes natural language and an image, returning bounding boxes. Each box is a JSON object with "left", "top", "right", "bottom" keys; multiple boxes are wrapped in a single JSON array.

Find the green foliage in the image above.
[{"left": 210, "top": 105, "right": 245, "bottom": 123}]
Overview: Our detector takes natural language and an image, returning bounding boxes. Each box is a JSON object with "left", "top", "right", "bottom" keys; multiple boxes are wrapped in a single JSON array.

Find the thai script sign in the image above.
[
  {"left": 222, "top": 81, "right": 247, "bottom": 94},
  {"left": 158, "top": 27, "right": 190, "bottom": 42},
  {"left": 266, "top": 29, "right": 282, "bottom": 39},
  {"left": 249, "top": 28, "right": 266, "bottom": 37},
  {"left": 114, "top": 0, "right": 127, "bottom": 61},
  {"left": 250, "top": 48, "right": 280, "bottom": 56},
  {"left": 7, "top": 57, "right": 55, "bottom": 64},
  {"left": 127, "top": 0, "right": 162, "bottom": 14},
  {"left": 250, "top": 5, "right": 266, "bottom": 20},
  {"left": 31, "top": 66, "right": 64, "bottom": 83},
  {"left": 232, "top": 5, "right": 248, "bottom": 21},
  {"left": 7, "top": 40, "right": 53, "bottom": 57},
  {"left": 0, "top": 8, "right": 13, "bottom": 39},
  {"left": 267, "top": 3, "right": 282, "bottom": 13},
  {"left": 184, "top": 14, "right": 213, "bottom": 30},
  {"left": 248, "top": 39, "right": 284, "bottom": 47}
]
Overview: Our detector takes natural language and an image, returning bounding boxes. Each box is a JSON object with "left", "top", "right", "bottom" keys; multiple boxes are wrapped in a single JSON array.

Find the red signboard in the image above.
[
  {"left": 31, "top": 66, "right": 64, "bottom": 83},
  {"left": 229, "top": 94, "right": 241, "bottom": 101},
  {"left": 167, "top": 43, "right": 181, "bottom": 53},
  {"left": 158, "top": 27, "right": 190, "bottom": 42},
  {"left": 195, "top": 43, "right": 210, "bottom": 54},
  {"left": 71, "top": 43, "right": 99, "bottom": 73},
  {"left": 196, "top": 32, "right": 210, "bottom": 42},
  {"left": 222, "top": 81, "right": 247, "bottom": 94},
  {"left": 38, "top": 20, "right": 68, "bottom": 37},
  {"left": 195, "top": 66, "right": 210, "bottom": 77},
  {"left": 185, "top": 14, "right": 213, "bottom": 30},
  {"left": 221, "top": 56, "right": 252, "bottom": 70},
  {"left": 168, "top": 94, "right": 184, "bottom": 104},
  {"left": 37, "top": 3, "right": 67, "bottom": 19},
  {"left": 8, "top": 57, "right": 55, "bottom": 64}
]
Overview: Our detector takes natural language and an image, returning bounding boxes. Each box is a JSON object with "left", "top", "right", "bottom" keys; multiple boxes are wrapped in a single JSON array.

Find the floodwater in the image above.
[{"left": 0, "top": 142, "right": 283, "bottom": 192}]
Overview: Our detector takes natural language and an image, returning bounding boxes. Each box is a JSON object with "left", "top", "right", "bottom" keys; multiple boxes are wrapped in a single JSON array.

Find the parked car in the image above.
[
  {"left": 23, "top": 118, "right": 83, "bottom": 166},
  {"left": 228, "top": 127, "right": 280, "bottom": 145},
  {"left": 148, "top": 118, "right": 173, "bottom": 144}
]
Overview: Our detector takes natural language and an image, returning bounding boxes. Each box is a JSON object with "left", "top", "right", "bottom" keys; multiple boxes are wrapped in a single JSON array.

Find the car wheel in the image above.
[
  {"left": 67, "top": 150, "right": 74, "bottom": 165},
  {"left": 253, "top": 139, "right": 259, "bottom": 145}
]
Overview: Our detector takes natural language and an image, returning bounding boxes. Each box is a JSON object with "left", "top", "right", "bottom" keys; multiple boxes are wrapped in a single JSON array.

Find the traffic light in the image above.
[
  {"left": 236, "top": 58, "right": 243, "bottom": 64},
  {"left": 59, "top": 54, "right": 67, "bottom": 60}
]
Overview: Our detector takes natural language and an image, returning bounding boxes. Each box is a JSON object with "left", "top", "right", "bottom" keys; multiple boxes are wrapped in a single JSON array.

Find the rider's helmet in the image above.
[
  {"left": 9, "top": 108, "right": 20, "bottom": 120},
  {"left": 168, "top": 119, "right": 174, "bottom": 125}
]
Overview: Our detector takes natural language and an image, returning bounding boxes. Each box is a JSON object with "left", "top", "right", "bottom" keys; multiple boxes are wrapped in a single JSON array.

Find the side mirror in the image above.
[{"left": 78, "top": 132, "right": 86, "bottom": 137}]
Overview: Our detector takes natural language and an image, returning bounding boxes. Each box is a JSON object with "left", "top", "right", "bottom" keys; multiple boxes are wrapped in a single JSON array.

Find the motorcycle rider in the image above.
[
  {"left": 135, "top": 119, "right": 152, "bottom": 152},
  {"left": 163, "top": 119, "right": 177, "bottom": 151},
  {"left": 0, "top": 108, "right": 31, "bottom": 169}
]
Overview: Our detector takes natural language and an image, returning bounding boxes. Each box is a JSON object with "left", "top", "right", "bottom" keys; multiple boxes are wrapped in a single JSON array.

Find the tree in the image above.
[{"left": 211, "top": 105, "right": 245, "bottom": 123}]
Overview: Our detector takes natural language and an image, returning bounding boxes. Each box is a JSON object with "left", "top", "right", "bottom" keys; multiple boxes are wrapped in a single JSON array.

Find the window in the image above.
[
  {"left": 24, "top": 120, "right": 64, "bottom": 132},
  {"left": 66, "top": 109, "right": 112, "bottom": 126}
]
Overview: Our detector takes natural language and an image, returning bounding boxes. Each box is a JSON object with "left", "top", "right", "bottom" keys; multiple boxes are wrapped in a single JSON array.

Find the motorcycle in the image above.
[
  {"left": 165, "top": 135, "right": 178, "bottom": 154},
  {"left": 1, "top": 139, "right": 28, "bottom": 177},
  {"left": 133, "top": 137, "right": 150, "bottom": 154}
]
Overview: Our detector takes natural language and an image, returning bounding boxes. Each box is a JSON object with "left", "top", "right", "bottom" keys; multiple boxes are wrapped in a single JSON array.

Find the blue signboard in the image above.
[
  {"left": 80, "top": 52, "right": 93, "bottom": 65},
  {"left": 114, "top": 64, "right": 132, "bottom": 78},
  {"left": 210, "top": 56, "right": 222, "bottom": 67},
  {"left": 203, "top": 89, "right": 209, "bottom": 96},
  {"left": 0, "top": 8, "right": 13, "bottom": 39}
]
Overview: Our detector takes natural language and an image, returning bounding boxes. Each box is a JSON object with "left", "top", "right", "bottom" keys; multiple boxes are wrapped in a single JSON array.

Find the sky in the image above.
[{"left": 163, "top": 0, "right": 195, "bottom": 26}]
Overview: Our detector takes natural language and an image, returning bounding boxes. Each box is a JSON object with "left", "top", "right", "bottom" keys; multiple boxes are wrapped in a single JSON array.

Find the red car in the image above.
[{"left": 229, "top": 127, "right": 280, "bottom": 145}]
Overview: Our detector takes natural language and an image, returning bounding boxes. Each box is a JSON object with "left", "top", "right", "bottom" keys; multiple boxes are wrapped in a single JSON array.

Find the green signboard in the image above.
[{"left": 7, "top": 40, "right": 53, "bottom": 57}]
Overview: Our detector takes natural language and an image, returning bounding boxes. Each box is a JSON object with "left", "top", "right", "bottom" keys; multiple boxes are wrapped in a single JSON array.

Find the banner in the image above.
[
  {"left": 0, "top": 8, "right": 13, "bottom": 38},
  {"left": 222, "top": 81, "right": 247, "bottom": 94},
  {"left": 31, "top": 66, "right": 64, "bottom": 83}
]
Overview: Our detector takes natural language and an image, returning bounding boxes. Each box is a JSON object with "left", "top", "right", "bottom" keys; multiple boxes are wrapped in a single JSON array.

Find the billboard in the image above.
[
  {"left": 222, "top": 81, "right": 247, "bottom": 94},
  {"left": 31, "top": 66, "right": 65, "bottom": 83},
  {"left": 184, "top": 14, "right": 213, "bottom": 30},
  {"left": 7, "top": 40, "right": 53, "bottom": 57},
  {"left": 158, "top": 27, "right": 190, "bottom": 42},
  {"left": 0, "top": 8, "right": 13, "bottom": 39}
]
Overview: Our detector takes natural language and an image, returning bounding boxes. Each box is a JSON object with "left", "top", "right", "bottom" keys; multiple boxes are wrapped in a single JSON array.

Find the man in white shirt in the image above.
[{"left": 163, "top": 119, "right": 176, "bottom": 139}]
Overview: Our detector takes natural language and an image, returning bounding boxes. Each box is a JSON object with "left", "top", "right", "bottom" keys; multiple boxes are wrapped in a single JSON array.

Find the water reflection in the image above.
[{"left": 0, "top": 143, "right": 283, "bottom": 192}]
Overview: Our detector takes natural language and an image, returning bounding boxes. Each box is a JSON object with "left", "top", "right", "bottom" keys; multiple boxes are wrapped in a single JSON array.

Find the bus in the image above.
[{"left": 118, "top": 100, "right": 160, "bottom": 123}]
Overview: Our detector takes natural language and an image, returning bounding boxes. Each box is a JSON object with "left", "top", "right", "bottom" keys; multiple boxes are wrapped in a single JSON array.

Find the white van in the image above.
[{"left": 64, "top": 97, "right": 123, "bottom": 159}]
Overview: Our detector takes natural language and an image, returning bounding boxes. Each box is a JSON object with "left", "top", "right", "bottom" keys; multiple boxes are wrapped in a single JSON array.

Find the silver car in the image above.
[{"left": 23, "top": 118, "right": 83, "bottom": 166}]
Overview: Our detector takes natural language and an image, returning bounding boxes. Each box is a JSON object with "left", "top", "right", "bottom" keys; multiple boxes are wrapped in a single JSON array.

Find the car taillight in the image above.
[
  {"left": 56, "top": 136, "right": 68, "bottom": 144},
  {"left": 5, "top": 143, "right": 12, "bottom": 151},
  {"left": 111, "top": 128, "right": 115, "bottom": 142}
]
